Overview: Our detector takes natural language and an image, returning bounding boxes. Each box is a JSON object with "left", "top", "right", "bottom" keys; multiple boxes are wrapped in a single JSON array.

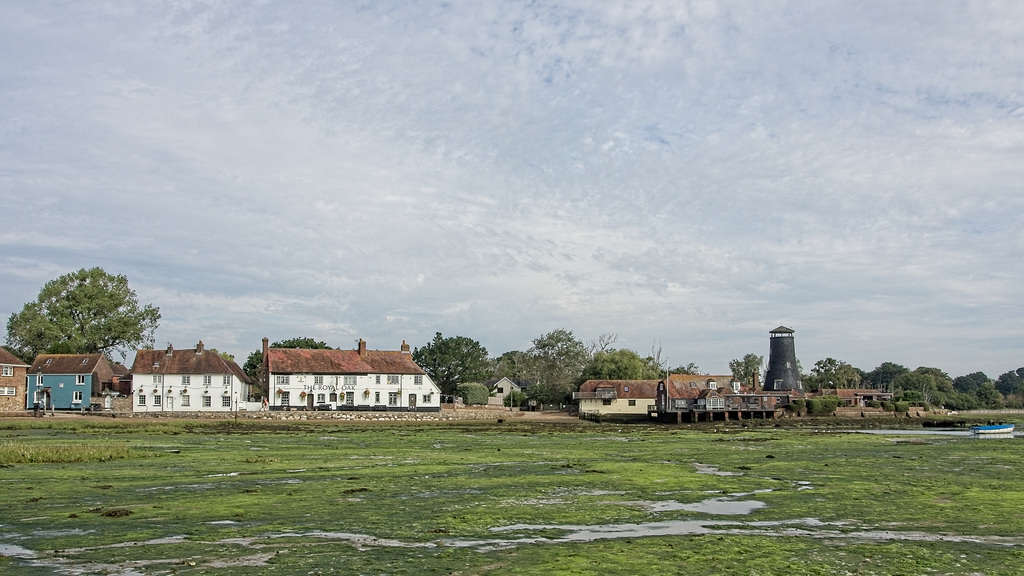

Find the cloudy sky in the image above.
[{"left": 2, "top": 1, "right": 1022, "bottom": 377}]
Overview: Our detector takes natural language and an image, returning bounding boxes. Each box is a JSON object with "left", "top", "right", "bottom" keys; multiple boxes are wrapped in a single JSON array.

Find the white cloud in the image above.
[{"left": 2, "top": 1, "right": 1023, "bottom": 376}]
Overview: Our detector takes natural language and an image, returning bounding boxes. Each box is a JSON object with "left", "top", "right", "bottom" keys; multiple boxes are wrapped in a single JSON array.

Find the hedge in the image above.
[{"left": 456, "top": 382, "right": 490, "bottom": 406}]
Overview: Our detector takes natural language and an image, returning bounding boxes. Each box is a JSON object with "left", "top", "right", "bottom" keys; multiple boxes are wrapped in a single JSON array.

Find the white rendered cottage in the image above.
[
  {"left": 263, "top": 338, "right": 441, "bottom": 412},
  {"left": 131, "top": 341, "right": 251, "bottom": 413}
]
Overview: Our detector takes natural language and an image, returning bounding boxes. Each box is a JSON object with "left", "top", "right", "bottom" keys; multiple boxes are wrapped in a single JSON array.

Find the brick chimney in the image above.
[
  {"left": 401, "top": 340, "right": 410, "bottom": 354},
  {"left": 166, "top": 343, "right": 174, "bottom": 356},
  {"left": 196, "top": 340, "right": 204, "bottom": 354},
  {"left": 358, "top": 339, "right": 367, "bottom": 356}
]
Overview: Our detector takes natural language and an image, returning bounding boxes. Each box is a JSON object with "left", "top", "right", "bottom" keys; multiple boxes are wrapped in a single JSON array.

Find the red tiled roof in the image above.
[
  {"left": 0, "top": 347, "right": 27, "bottom": 366},
  {"left": 360, "top": 350, "right": 426, "bottom": 375},
  {"left": 29, "top": 354, "right": 119, "bottom": 385},
  {"left": 132, "top": 345, "right": 251, "bottom": 383},
  {"left": 579, "top": 380, "right": 660, "bottom": 398},
  {"left": 267, "top": 348, "right": 375, "bottom": 374},
  {"left": 661, "top": 374, "right": 744, "bottom": 399}
]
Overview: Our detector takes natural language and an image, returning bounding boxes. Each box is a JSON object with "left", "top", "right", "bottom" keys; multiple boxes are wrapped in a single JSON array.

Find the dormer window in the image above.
[{"left": 153, "top": 361, "right": 160, "bottom": 368}]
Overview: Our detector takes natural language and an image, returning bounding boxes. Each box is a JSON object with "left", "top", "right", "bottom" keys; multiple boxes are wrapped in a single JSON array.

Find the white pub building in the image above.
[{"left": 262, "top": 338, "right": 441, "bottom": 412}]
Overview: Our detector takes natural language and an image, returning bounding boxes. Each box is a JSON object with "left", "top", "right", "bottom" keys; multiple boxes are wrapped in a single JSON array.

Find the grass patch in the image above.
[{"left": 0, "top": 440, "right": 139, "bottom": 464}]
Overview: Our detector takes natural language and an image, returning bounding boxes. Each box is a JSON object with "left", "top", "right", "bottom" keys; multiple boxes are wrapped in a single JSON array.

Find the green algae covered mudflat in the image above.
[{"left": 1, "top": 418, "right": 1022, "bottom": 575}]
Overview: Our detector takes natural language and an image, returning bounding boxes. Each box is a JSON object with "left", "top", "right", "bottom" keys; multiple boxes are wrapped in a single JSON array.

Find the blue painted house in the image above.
[{"left": 27, "top": 354, "right": 126, "bottom": 411}]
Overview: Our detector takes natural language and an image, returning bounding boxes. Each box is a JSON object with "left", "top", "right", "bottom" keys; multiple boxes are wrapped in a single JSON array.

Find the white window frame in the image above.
[
  {"left": 76, "top": 374, "right": 86, "bottom": 385},
  {"left": 387, "top": 375, "right": 400, "bottom": 385},
  {"left": 1, "top": 366, "right": 13, "bottom": 377},
  {"left": 344, "top": 375, "right": 357, "bottom": 386},
  {"left": 0, "top": 386, "right": 15, "bottom": 396},
  {"left": 202, "top": 396, "right": 212, "bottom": 407},
  {"left": 72, "top": 390, "right": 83, "bottom": 403},
  {"left": 181, "top": 395, "right": 190, "bottom": 407},
  {"left": 276, "top": 375, "right": 290, "bottom": 386},
  {"left": 414, "top": 375, "right": 423, "bottom": 385},
  {"left": 222, "top": 375, "right": 231, "bottom": 386},
  {"left": 138, "top": 394, "right": 146, "bottom": 406},
  {"left": 153, "top": 374, "right": 163, "bottom": 384},
  {"left": 182, "top": 375, "right": 191, "bottom": 386},
  {"left": 314, "top": 375, "right": 324, "bottom": 386},
  {"left": 203, "top": 375, "right": 212, "bottom": 385},
  {"left": 222, "top": 396, "right": 231, "bottom": 408},
  {"left": 388, "top": 392, "right": 399, "bottom": 406},
  {"left": 153, "top": 394, "right": 162, "bottom": 406}
]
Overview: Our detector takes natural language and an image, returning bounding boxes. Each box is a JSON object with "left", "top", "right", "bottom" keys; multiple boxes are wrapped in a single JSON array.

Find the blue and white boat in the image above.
[{"left": 969, "top": 424, "right": 1015, "bottom": 435}]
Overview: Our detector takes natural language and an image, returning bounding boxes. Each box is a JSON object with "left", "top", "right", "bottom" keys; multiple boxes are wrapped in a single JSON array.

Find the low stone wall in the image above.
[{"left": 110, "top": 408, "right": 524, "bottom": 421}]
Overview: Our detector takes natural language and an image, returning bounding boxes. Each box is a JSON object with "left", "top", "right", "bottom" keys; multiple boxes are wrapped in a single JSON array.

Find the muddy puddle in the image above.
[
  {"left": 7, "top": 516, "right": 1024, "bottom": 574},
  {"left": 636, "top": 497, "right": 767, "bottom": 515}
]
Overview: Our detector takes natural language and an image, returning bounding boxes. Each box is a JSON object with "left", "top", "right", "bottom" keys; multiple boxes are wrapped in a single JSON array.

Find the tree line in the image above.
[
  {"left": 5, "top": 268, "right": 1022, "bottom": 410},
  {"left": 725, "top": 354, "right": 1024, "bottom": 411}
]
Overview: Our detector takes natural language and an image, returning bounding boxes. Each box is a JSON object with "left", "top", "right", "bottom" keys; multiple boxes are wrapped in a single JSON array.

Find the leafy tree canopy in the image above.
[
  {"left": 729, "top": 353, "right": 764, "bottom": 386},
  {"left": 524, "top": 328, "right": 589, "bottom": 404},
  {"left": 492, "top": 350, "right": 532, "bottom": 379},
  {"left": 273, "top": 337, "right": 332, "bottom": 349},
  {"left": 893, "top": 367, "right": 954, "bottom": 407},
  {"left": 995, "top": 368, "right": 1024, "bottom": 397},
  {"left": 952, "top": 371, "right": 991, "bottom": 394},
  {"left": 804, "top": 357, "right": 863, "bottom": 391},
  {"left": 579, "top": 348, "right": 664, "bottom": 382},
  {"left": 412, "top": 333, "right": 492, "bottom": 396},
  {"left": 864, "top": 362, "right": 909, "bottom": 390},
  {"left": 667, "top": 362, "right": 702, "bottom": 375},
  {"left": 4, "top": 267, "right": 160, "bottom": 362}
]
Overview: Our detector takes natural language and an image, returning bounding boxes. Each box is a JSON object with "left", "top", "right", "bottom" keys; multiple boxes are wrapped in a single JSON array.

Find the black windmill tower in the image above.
[{"left": 763, "top": 326, "right": 803, "bottom": 392}]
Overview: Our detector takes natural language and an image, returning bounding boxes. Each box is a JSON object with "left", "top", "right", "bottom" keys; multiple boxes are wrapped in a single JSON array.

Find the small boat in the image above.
[{"left": 970, "top": 424, "right": 1015, "bottom": 435}]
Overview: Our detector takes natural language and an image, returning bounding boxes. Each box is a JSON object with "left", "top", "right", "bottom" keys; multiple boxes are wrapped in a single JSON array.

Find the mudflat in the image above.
[{"left": 1, "top": 417, "right": 1021, "bottom": 575}]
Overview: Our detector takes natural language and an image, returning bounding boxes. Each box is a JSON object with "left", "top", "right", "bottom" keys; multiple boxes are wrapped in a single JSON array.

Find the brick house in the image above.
[{"left": 0, "top": 347, "right": 29, "bottom": 412}]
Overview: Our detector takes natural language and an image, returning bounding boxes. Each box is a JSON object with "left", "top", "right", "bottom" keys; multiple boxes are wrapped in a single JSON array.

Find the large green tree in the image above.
[
  {"left": 804, "top": 357, "right": 863, "bottom": 391},
  {"left": 729, "top": 353, "right": 764, "bottom": 386},
  {"left": 412, "top": 333, "right": 491, "bottom": 396},
  {"left": 952, "top": 371, "right": 991, "bottom": 395},
  {"left": 864, "top": 362, "right": 909, "bottom": 390},
  {"left": 523, "top": 328, "right": 589, "bottom": 405},
  {"left": 492, "top": 350, "right": 533, "bottom": 379},
  {"left": 994, "top": 368, "right": 1024, "bottom": 397},
  {"left": 4, "top": 267, "right": 160, "bottom": 361},
  {"left": 893, "top": 367, "right": 955, "bottom": 407},
  {"left": 578, "top": 348, "right": 664, "bottom": 382}
]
